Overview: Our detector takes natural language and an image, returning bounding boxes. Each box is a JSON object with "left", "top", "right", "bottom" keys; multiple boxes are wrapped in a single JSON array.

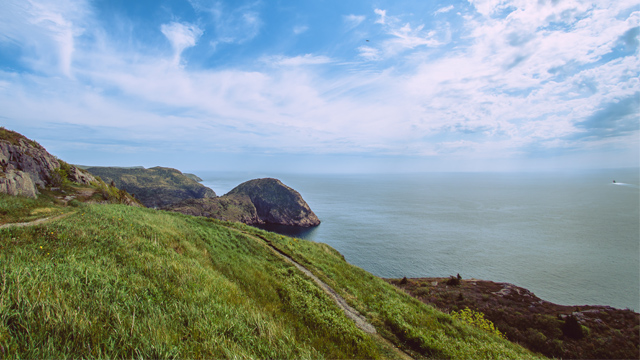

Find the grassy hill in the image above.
[
  {"left": 84, "top": 166, "right": 216, "bottom": 208},
  {"left": 0, "top": 193, "right": 542, "bottom": 359}
]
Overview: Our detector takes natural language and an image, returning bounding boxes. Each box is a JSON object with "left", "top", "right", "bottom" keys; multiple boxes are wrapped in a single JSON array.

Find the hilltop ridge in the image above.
[{"left": 84, "top": 166, "right": 216, "bottom": 208}]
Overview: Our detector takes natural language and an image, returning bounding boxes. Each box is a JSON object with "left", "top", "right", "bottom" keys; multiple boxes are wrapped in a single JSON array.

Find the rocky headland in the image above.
[
  {"left": 227, "top": 178, "right": 321, "bottom": 227},
  {"left": 166, "top": 178, "right": 321, "bottom": 227}
]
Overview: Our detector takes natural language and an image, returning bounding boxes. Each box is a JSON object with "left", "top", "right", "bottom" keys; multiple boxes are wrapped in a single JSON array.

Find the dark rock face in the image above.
[
  {"left": 0, "top": 128, "right": 95, "bottom": 197},
  {"left": 85, "top": 166, "right": 216, "bottom": 208},
  {"left": 227, "top": 178, "right": 320, "bottom": 227},
  {"left": 166, "top": 178, "right": 321, "bottom": 227}
]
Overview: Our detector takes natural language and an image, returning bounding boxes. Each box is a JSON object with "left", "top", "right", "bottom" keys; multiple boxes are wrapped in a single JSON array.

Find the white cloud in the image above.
[
  {"left": 388, "top": 23, "right": 441, "bottom": 49},
  {"left": 357, "top": 46, "right": 381, "bottom": 61},
  {"left": 266, "top": 54, "right": 332, "bottom": 67},
  {"left": 363, "top": 9, "right": 446, "bottom": 60},
  {"left": 293, "top": 25, "right": 309, "bottom": 35},
  {"left": 343, "top": 14, "right": 366, "bottom": 30},
  {"left": 160, "top": 22, "right": 203, "bottom": 66},
  {"left": 374, "top": 9, "right": 386, "bottom": 24},
  {"left": 0, "top": 0, "right": 638, "bottom": 170},
  {"left": 434, "top": 5, "right": 454, "bottom": 15},
  {"left": 0, "top": 0, "right": 87, "bottom": 77}
]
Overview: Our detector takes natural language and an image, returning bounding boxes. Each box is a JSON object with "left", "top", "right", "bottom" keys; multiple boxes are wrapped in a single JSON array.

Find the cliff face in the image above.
[
  {"left": 166, "top": 178, "right": 321, "bottom": 227},
  {"left": 0, "top": 128, "right": 96, "bottom": 197},
  {"left": 227, "top": 178, "right": 321, "bottom": 227},
  {"left": 85, "top": 166, "right": 216, "bottom": 208}
]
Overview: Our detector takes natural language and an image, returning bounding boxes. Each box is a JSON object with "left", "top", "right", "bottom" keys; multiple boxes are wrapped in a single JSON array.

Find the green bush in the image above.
[
  {"left": 451, "top": 307, "right": 506, "bottom": 339},
  {"left": 51, "top": 159, "right": 73, "bottom": 187}
]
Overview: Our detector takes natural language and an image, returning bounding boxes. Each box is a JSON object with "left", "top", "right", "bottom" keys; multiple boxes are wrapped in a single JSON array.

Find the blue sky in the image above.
[{"left": 0, "top": 0, "right": 638, "bottom": 173}]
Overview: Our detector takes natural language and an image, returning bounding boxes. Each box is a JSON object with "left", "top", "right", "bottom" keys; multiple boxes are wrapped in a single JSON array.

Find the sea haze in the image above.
[{"left": 199, "top": 169, "right": 640, "bottom": 310}]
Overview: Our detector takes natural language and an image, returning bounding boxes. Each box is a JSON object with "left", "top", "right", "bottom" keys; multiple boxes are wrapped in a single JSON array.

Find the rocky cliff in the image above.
[
  {"left": 0, "top": 127, "right": 96, "bottom": 197},
  {"left": 85, "top": 166, "right": 216, "bottom": 208},
  {"left": 226, "top": 178, "right": 321, "bottom": 227},
  {"left": 166, "top": 178, "right": 321, "bottom": 227}
]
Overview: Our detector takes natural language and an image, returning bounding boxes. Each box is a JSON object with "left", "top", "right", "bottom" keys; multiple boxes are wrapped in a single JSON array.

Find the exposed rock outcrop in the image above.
[
  {"left": 0, "top": 127, "right": 96, "bottom": 197},
  {"left": 167, "top": 178, "right": 321, "bottom": 227},
  {"left": 227, "top": 178, "right": 320, "bottom": 227},
  {"left": 85, "top": 166, "right": 216, "bottom": 208},
  {"left": 0, "top": 168, "right": 37, "bottom": 198}
]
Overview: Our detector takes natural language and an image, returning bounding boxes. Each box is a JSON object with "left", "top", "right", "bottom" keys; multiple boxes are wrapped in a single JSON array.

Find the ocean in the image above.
[{"left": 198, "top": 169, "right": 640, "bottom": 310}]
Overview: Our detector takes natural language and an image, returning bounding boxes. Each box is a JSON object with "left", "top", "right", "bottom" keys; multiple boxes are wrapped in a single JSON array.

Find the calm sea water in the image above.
[{"left": 198, "top": 169, "right": 640, "bottom": 310}]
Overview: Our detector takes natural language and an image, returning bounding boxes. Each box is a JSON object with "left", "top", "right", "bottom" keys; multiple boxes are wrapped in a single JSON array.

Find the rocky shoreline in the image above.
[{"left": 387, "top": 276, "right": 639, "bottom": 359}]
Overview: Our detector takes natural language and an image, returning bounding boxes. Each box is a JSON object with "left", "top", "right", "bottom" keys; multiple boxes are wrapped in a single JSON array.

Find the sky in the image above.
[{"left": 0, "top": 0, "right": 638, "bottom": 173}]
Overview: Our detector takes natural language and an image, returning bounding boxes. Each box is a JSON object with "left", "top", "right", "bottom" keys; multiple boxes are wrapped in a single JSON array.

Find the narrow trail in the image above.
[
  {"left": 0, "top": 212, "right": 73, "bottom": 229},
  {"left": 222, "top": 225, "right": 414, "bottom": 360}
]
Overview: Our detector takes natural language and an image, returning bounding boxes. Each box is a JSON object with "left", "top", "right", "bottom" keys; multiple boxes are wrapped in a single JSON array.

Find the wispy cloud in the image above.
[
  {"left": 374, "top": 9, "right": 386, "bottom": 24},
  {"left": 434, "top": 5, "right": 454, "bottom": 15},
  {"left": 160, "top": 22, "right": 203, "bottom": 66},
  {"left": 293, "top": 25, "right": 308, "bottom": 35},
  {"left": 0, "top": 0, "right": 88, "bottom": 77},
  {"left": 357, "top": 46, "right": 380, "bottom": 61},
  {"left": 264, "top": 54, "right": 332, "bottom": 66},
  {"left": 188, "top": 0, "right": 262, "bottom": 46},
  {"left": 363, "top": 8, "right": 446, "bottom": 60},
  {"left": 0, "top": 0, "right": 638, "bottom": 171},
  {"left": 343, "top": 14, "right": 365, "bottom": 30}
]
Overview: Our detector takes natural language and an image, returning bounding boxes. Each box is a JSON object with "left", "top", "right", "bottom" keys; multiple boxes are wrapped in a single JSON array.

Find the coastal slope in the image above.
[
  {"left": 388, "top": 277, "right": 639, "bottom": 360},
  {"left": 0, "top": 193, "right": 540, "bottom": 359}
]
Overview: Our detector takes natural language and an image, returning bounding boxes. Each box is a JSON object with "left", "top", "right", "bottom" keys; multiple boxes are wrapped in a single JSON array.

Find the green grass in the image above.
[
  {"left": 0, "top": 198, "right": 544, "bottom": 359},
  {"left": 0, "top": 192, "right": 66, "bottom": 225},
  {"left": 226, "top": 223, "right": 544, "bottom": 359}
]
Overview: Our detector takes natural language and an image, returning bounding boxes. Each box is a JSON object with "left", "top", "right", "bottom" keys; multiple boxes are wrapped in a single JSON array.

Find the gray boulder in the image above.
[{"left": 0, "top": 169, "right": 37, "bottom": 198}]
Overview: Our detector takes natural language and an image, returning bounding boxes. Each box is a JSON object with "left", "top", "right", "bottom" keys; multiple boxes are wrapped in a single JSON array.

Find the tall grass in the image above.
[
  {"left": 0, "top": 198, "right": 543, "bottom": 359},
  {"left": 0, "top": 193, "right": 65, "bottom": 225},
  {"left": 225, "top": 222, "right": 544, "bottom": 359},
  {"left": 0, "top": 204, "right": 378, "bottom": 358}
]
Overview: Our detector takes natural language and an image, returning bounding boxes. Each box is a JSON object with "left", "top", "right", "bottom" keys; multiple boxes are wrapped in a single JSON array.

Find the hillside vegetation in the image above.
[
  {"left": 0, "top": 194, "right": 542, "bottom": 359},
  {"left": 85, "top": 166, "right": 216, "bottom": 208}
]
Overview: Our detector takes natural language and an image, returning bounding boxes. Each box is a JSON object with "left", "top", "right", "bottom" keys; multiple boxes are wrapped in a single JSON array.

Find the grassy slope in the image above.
[{"left": 0, "top": 195, "right": 542, "bottom": 359}]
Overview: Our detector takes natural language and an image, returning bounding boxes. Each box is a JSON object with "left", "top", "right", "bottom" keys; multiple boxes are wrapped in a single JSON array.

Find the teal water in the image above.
[{"left": 199, "top": 169, "right": 640, "bottom": 310}]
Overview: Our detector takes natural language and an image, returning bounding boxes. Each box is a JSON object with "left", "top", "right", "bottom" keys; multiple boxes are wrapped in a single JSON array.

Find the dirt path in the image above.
[
  {"left": 0, "top": 213, "right": 73, "bottom": 229},
  {"left": 223, "top": 225, "right": 414, "bottom": 360}
]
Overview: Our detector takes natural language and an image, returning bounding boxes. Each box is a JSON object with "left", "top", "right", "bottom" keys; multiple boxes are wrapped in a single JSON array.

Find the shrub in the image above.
[
  {"left": 446, "top": 274, "right": 462, "bottom": 286},
  {"left": 51, "top": 159, "right": 73, "bottom": 187},
  {"left": 451, "top": 307, "right": 506, "bottom": 339},
  {"left": 561, "top": 315, "right": 584, "bottom": 339}
]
